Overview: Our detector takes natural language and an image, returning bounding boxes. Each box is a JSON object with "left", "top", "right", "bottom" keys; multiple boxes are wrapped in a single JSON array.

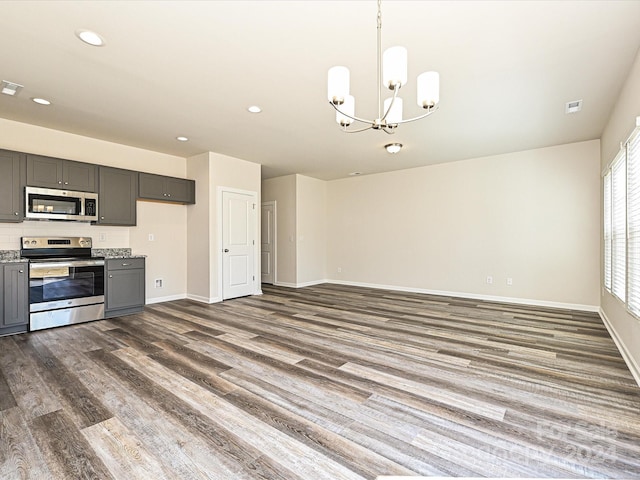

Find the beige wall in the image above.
[
  {"left": 327, "top": 140, "right": 601, "bottom": 309},
  {"left": 296, "top": 175, "right": 327, "bottom": 285},
  {"left": 0, "top": 118, "right": 189, "bottom": 303},
  {"left": 600, "top": 47, "right": 640, "bottom": 382},
  {"left": 262, "top": 175, "right": 297, "bottom": 285},
  {"left": 187, "top": 152, "right": 261, "bottom": 301},
  {"left": 186, "top": 152, "right": 211, "bottom": 302}
]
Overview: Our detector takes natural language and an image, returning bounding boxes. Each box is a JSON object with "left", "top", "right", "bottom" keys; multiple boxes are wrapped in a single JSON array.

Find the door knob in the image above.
[{"left": 224, "top": 249, "right": 229, "bottom": 252}]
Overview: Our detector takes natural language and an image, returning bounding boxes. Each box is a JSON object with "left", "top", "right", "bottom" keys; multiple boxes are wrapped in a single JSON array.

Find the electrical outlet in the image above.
[
  {"left": 154, "top": 278, "right": 163, "bottom": 288},
  {"left": 506, "top": 277, "right": 513, "bottom": 286},
  {"left": 486, "top": 276, "right": 493, "bottom": 285},
  {"left": 98, "top": 233, "right": 106, "bottom": 242},
  {"left": 337, "top": 267, "right": 342, "bottom": 273},
  {"left": 148, "top": 233, "right": 155, "bottom": 241}
]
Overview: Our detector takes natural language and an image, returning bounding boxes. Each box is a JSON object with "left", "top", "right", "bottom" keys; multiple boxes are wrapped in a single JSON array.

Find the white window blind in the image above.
[
  {"left": 604, "top": 172, "right": 612, "bottom": 291},
  {"left": 612, "top": 152, "right": 626, "bottom": 302},
  {"left": 627, "top": 130, "right": 640, "bottom": 315}
]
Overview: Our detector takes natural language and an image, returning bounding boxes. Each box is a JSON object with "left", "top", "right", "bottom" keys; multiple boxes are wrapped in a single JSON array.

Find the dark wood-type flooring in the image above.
[{"left": 1, "top": 283, "right": 640, "bottom": 479}]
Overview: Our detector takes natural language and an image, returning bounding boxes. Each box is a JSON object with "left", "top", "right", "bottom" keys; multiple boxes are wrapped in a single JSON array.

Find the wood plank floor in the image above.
[{"left": 1, "top": 283, "right": 640, "bottom": 479}]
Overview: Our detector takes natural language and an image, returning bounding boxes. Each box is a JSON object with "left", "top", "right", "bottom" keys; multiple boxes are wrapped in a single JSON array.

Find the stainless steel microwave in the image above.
[{"left": 24, "top": 186, "right": 98, "bottom": 222}]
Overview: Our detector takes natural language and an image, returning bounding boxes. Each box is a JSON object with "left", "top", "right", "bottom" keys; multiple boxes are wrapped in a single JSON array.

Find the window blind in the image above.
[
  {"left": 627, "top": 130, "right": 640, "bottom": 315},
  {"left": 604, "top": 172, "right": 612, "bottom": 291},
  {"left": 612, "top": 151, "right": 626, "bottom": 302}
]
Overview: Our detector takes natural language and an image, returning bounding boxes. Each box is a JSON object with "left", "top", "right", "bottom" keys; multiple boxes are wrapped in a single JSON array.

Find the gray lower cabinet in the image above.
[
  {"left": 0, "top": 262, "right": 29, "bottom": 336},
  {"left": 139, "top": 172, "right": 195, "bottom": 204},
  {"left": 98, "top": 167, "right": 138, "bottom": 226},
  {"left": 105, "top": 258, "right": 145, "bottom": 318},
  {"left": 26, "top": 154, "right": 98, "bottom": 192},
  {"left": 0, "top": 149, "right": 25, "bottom": 222}
]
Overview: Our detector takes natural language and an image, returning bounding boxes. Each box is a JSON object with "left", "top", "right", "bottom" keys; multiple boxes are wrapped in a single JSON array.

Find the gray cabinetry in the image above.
[
  {"left": 0, "top": 149, "right": 25, "bottom": 222},
  {"left": 26, "top": 154, "right": 97, "bottom": 192},
  {"left": 105, "top": 258, "right": 145, "bottom": 318},
  {"left": 98, "top": 167, "right": 138, "bottom": 226},
  {"left": 0, "top": 262, "right": 29, "bottom": 336},
  {"left": 139, "top": 173, "right": 195, "bottom": 204}
]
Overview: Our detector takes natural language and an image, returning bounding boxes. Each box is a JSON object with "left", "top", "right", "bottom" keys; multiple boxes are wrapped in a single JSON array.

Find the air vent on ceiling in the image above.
[
  {"left": 566, "top": 99, "right": 582, "bottom": 114},
  {"left": 1, "top": 80, "right": 24, "bottom": 96}
]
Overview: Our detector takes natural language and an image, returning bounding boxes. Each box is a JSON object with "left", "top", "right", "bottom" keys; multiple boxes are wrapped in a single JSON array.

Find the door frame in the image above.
[
  {"left": 261, "top": 200, "right": 277, "bottom": 285},
  {"left": 217, "top": 186, "right": 261, "bottom": 300}
]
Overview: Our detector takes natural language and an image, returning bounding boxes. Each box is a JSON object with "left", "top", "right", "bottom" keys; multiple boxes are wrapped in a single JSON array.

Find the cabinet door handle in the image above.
[
  {"left": 19, "top": 270, "right": 24, "bottom": 273},
  {"left": 122, "top": 263, "right": 131, "bottom": 266},
  {"left": 14, "top": 212, "right": 18, "bottom": 216},
  {"left": 101, "top": 216, "right": 105, "bottom": 220},
  {"left": 58, "top": 181, "right": 62, "bottom": 185},
  {"left": 109, "top": 275, "right": 113, "bottom": 278},
  {"left": 64, "top": 181, "right": 69, "bottom": 185}
]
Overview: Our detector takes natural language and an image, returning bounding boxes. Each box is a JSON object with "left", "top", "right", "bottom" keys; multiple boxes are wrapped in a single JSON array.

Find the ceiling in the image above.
[{"left": 1, "top": 1, "right": 639, "bottom": 180}]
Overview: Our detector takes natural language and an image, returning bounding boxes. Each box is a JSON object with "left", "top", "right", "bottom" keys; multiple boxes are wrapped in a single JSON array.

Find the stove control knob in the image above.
[{"left": 31, "top": 240, "right": 37, "bottom": 245}]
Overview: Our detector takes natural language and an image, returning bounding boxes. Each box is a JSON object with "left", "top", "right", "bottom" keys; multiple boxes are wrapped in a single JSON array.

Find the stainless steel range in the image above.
[{"left": 21, "top": 237, "right": 105, "bottom": 331}]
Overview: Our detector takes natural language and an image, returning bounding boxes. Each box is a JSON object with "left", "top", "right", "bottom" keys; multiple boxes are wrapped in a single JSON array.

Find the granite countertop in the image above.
[
  {"left": 0, "top": 248, "right": 145, "bottom": 263},
  {"left": 0, "top": 250, "right": 23, "bottom": 263},
  {"left": 93, "top": 248, "right": 146, "bottom": 259}
]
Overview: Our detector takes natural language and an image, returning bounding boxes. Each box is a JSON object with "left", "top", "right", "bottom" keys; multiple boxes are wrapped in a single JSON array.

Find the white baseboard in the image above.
[
  {"left": 273, "top": 279, "right": 327, "bottom": 288},
  {"left": 146, "top": 293, "right": 186, "bottom": 305},
  {"left": 599, "top": 308, "right": 640, "bottom": 388},
  {"left": 186, "top": 294, "right": 222, "bottom": 304},
  {"left": 325, "top": 279, "right": 599, "bottom": 312}
]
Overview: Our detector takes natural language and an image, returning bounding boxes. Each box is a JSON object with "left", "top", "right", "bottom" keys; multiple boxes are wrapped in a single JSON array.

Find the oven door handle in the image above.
[{"left": 29, "top": 260, "right": 105, "bottom": 270}]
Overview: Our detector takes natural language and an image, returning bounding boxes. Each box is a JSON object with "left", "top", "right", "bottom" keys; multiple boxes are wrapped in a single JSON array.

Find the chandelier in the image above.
[{"left": 327, "top": 0, "right": 440, "bottom": 134}]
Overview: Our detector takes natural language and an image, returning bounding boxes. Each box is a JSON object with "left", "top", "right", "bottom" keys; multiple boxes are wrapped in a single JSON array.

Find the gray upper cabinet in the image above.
[
  {"left": 98, "top": 167, "right": 138, "bottom": 226},
  {"left": 26, "top": 154, "right": 98, "bottom": 192},
  {"left": 0, "top": 149, "right": 25, "bottom": 222},
  {"left": 139, "top": 173, "right": 195, "bottom": 204},
  {"left": 0, "top": 262, "right": 29, "bottom": 336}
]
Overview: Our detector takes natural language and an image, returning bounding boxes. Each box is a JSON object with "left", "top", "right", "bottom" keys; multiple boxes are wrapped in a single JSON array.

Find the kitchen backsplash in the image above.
[{"left": 0, "top": 222, "right": 130, "bottom": 250}]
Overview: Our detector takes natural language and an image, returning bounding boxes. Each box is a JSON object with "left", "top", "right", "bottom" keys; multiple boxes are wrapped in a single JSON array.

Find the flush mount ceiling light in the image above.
[
  {"left": 247, "top": 105, "right": 262, "bottom": 113},
  {"left": 566, "top": 99, "right": 582, "bottom": 114},
  {"left": 385, "top": 143, "right": 402, "bottom": 154},
  {"left": 1, "top": 80, "right": 24, "bottom": 96},
  {"left": 176, "top": 136, "right": 189, "bottom": 142},
  {"left": 327, "top": 0, "right": 440, "bottom": 134},
  {"left": 75, "top": 29, "right": 105, "bottom": 47},
  {"left": 32, "top": 97, "right": 51, "bottom": 105}
]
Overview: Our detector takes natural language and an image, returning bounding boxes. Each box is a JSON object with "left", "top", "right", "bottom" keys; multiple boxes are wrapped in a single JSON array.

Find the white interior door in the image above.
[
  {"left": 261, "top": 201, "right": 276, "bottom": 284},
  {"left": 222, "top": 190, "right": 256, "bottom": 300}
]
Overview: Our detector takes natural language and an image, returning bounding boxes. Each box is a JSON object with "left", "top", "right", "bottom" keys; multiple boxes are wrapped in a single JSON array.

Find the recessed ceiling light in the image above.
[
  {"left": 566, "top": 99, "right": 582, "bottom": 114},
  {"left": 385, "top": 143, "right": 403, "bottom": 154},
  {"left": 176, "top": 136, "right": 189, "bottom": 142},
  {"left": 247, "top": 105, "right": 262, "bottom": 113},
  {"left": 348, "top": 172, "right": 362, "bottom": 176},
  {"left": 75, "top": 29, "right": 105, "bottom": 47},
  {"left": 32, "top": 97, "right": 51, "bottom": 105}
]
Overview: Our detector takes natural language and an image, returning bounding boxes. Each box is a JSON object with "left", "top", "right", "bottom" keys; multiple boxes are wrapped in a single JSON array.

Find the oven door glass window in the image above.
[{"left": 29, "top": 264, "right": 104, "bottom": 304}]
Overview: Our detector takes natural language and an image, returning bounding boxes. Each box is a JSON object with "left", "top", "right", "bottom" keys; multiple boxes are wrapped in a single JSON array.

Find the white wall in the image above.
[
  {"left": 600, "top": 47, "right": 640, "bottom": 382},
  {"left": 326, "top": 140, "right": 601, "bottom": 310},
  {"left": 262, "top": 175, "right": 297, "bottom": 286},
  {"left": 0, "top": 118, "right": 188, "bottom": 303}
]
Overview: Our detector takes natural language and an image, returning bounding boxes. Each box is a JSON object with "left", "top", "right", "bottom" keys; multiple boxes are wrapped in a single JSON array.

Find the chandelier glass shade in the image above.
[{"left": 327, "top": 0, "right": 440, "bottom": 134}]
